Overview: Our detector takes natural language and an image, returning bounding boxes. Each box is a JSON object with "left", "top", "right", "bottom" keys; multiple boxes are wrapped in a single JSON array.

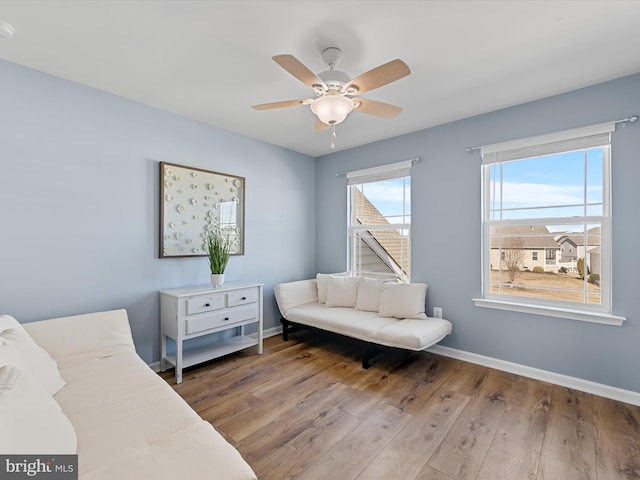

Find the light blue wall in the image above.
[
  {"left": 0, "top": 59, "right": 316, "bottom": 363},
  {"left": 316, "top": 73, "right": 640, "bottom": 393},
  {"left": 2, "top": 56, "right": 638, "bottom": 393}
]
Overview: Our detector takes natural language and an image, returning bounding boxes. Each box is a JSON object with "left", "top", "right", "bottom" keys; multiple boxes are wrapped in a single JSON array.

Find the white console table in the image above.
[{"left": 160, "top": 282, "right": 263, "bottom": 384}]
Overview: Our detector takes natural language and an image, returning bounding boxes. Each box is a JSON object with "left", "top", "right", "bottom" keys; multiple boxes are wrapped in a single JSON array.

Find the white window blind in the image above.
[
  {"left": 481, "top": 122, "right": 615, "bottom": 164},
  {"left": 346, "top": 159, "right": 413, "bottom": 185}
]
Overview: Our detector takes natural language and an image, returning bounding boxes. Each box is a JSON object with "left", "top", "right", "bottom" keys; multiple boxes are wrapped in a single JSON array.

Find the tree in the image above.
[
  {"left": 503, "top": 237, "right": 525, "bottom": 283},
  {"left": 577, "top": 257, "right": 590, "bottom": 280}
]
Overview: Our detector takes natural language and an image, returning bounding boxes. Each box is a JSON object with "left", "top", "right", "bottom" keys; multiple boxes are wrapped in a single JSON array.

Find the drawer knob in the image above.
[
  {"left": 241, "top": 296, "right": 247, "bottom": 300},
  {"left": 205, "top": 303, "right": 210, "bottom": 307},
  {"left": 224, "top": 317, "right": 230, "bottom": 321}
]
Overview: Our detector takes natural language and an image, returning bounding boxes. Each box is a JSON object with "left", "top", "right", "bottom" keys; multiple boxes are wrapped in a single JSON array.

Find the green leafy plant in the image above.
[
  {"left": 577, "top": 257, "right": 591, "bottom": 280},
  {"left": 206, "top": 229, "right": 231, "bottom": 274},
  {"left": 577, "top": 257, "right": 584, "bottom": 279},
  {"left": 532, "top": 266, "right": 544, "bottom": 273}
]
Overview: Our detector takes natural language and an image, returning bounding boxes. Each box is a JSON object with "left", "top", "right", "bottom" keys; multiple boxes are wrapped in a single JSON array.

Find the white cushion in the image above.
[
  {"left": 372, "top": 318, "right": 453, "bottom": 350},
  {"left": 22, "top": 310, "right": 135, "bottom": 370},
  {"left": 325, "top": 276, "right": 359, "bottom": 308},
  {"left": 0, "top": 315, "right": 65, "bottom": 395},
  {"left": 274, "top": 279, "right": 318, "bottom": 317},
  {"left": 378, "top": 283, "right": 428, "bottom": 319},
  {"left": 56, "top": 351, "right": 256, "bottom": 478},
  {"left": 79, "top": 421, "right": 256, "bottom": 480},
  {"left": 283, "top": 304, "right": 396, "bottom": 342},
  {"left": 0, "top": 365, "right": 77, "bottom": 454},
  {"left": 354, "top": 277, "right": 387, "bottom": 312},
  {"left": 316, "top": 273, "right": 332, "bottom": 304},
  {"left": 316, "top": 272, "right": 347, "bottom": 304}
]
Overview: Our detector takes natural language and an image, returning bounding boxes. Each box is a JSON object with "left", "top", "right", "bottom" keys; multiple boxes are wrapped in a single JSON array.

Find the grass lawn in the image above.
[{"left": 490, "top": 270, "right": 601, "bottom": 304}]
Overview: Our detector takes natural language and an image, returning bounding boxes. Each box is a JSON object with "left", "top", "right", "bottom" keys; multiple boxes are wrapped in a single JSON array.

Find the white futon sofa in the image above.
[
  {"left": 0, "top": 309, "right": 256, "bottom": 480},
  {"left": 275, "top": 274, "right": 452, "bottom": 368}
]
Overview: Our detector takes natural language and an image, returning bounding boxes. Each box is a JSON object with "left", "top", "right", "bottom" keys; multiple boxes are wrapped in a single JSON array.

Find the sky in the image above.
[
  {"left": 357, "top": 177, "right": 410, "bottom": 224},
  {"left": 355, "top": 147, "right": 605, "bottom": 231},
  {"left": 489, "top": 147, "right": 604, "bottom": 229}
]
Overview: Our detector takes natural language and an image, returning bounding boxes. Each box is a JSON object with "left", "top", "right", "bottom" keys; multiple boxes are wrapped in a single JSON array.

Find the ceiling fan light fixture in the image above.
[{"left": 310, "top": 94, "right": 354, "bottom": 125}]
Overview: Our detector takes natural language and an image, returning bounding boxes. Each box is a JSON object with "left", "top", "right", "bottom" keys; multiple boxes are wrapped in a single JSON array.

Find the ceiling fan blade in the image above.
[
  {"left": 353, "top": 98, "right": 402, "bottom": 118},
  {"left": 342, "top": 59, "right": 410, "bottom": 94},
  {"left": 315, "top": 117, "right": 330, "bottom": 131},
  {"left": 251, "top": 99, "right": 310, "bottom": 110},
  {"left": 273, "top": 54, "right": 326, "bottom": 89}
]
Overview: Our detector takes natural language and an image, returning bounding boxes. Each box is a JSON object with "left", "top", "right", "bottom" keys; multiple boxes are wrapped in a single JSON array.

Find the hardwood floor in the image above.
[{"left": 159, "top": 331, "right": 640, "bottom": 480}]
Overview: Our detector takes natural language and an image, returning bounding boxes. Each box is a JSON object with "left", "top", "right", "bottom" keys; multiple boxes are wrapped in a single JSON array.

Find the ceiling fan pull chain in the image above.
[{"left": 331, "top": 124, "right": 337, "bottom": 149}]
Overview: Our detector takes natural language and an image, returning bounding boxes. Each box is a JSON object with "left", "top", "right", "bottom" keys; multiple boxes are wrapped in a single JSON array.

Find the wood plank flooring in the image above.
[{"left": 159, "top": 331, "right": 640, "bottom": 480}]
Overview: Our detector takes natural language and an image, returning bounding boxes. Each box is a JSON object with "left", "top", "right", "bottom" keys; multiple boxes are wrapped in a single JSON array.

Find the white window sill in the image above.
[{"left": 472, "top": 298, "right": 626, "bottom": 326}]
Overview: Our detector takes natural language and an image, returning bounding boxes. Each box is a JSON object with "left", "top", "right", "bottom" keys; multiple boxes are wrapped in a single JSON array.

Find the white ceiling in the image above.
[{"left": 1, "top": 1, "right": 639, "bottom": 157}]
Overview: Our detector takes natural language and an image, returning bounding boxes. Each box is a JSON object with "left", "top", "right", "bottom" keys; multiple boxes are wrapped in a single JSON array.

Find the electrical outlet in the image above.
[{"left": 433, "top": 307, "right": 443, "bottom": 318}]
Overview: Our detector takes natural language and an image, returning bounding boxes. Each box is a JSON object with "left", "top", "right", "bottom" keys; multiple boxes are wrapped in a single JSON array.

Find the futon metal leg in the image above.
[
  {"left": 281, "top": 318, "right": 290, "bottom": 341},
  {"left": 362, "top": 343, "right": 373, "bottom": 369}
]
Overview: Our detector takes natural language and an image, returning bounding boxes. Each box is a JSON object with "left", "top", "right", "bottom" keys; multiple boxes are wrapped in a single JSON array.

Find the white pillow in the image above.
[
  {"left": 0, "top": 315, "right": 65, "bottom": 395},
  {"left": 0, "top": 365, "right": 77, "bottom": 454},
  {"left": 316, "top": 273, "right": 331, "bottom": 304},
  {"left": 378, "top": 283, "right": 428, "bottom": 319},
  {"left": 354, "top": 277, "right": 387, "bottom": 312},
  {"left": 325, "top": 276, "right": 359, "bottom": 308},
  {"left": 316, "top": 273, "right": 347, "bottom": 304}
]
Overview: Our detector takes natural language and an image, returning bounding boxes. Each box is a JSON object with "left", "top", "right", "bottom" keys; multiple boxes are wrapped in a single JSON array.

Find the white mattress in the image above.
[
  {"left": 25, "top": 310, "right": 257, "bottom": 480},
  {"left": 285, "top": 303, "right": 452, "bottom": 351},
  {"left": 54, "top": 352, "right": 256, "bottom": 479}
]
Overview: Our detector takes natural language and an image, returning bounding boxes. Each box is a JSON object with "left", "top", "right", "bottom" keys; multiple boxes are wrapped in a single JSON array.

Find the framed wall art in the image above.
[{"left": 159, "top": 162, "right": 245, "bottom": 258}]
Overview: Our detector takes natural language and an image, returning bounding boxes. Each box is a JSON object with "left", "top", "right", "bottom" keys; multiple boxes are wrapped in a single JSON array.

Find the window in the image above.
[
  {"left": 474, "top": 122, "right": 625, "bottom": 325},
  {"left": 545, "top": 249, "right": 556, "bottom": 265},
  {"left": 347, "top": 161, "right": 412, "bottom": 282}
]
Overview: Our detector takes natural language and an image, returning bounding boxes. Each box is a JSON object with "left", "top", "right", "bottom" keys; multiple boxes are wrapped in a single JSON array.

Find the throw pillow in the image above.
[
  {"left": 0, "top": 365, "right": 77, "bottom": 454},
  {"left": 0, "top": 315, "right": 65, "bottom": 395},
  {"left": 325, "top": 276, "right": 359, "bottom": 308},
  {"left": 378, "top": 283, "right": 428, "bottom": 319},
  {"left": 316, "top": 272, "right": 347, "bottom": 304},
  {"left": 354, "top": 277, "right": 387, "bottom": 312},
  {"left": 316, "top": 273, "right": 332, "bottom": 304}
]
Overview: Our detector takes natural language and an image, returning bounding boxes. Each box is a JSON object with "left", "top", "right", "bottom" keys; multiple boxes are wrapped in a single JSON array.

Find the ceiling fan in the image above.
[{"left": 252, "top": 47, "right": 410, "bottom": 147}]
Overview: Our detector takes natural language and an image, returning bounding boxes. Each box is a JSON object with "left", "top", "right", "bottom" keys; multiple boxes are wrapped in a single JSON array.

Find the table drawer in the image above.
[
  {"left": 227, "top": 288, "right": 258, "bottom": 307},
  {"left": 185, "top": 305, "right": 256, "bottom": 334},
  {"left": 185, "top": 293, "right": 225, "bottom": 315}
]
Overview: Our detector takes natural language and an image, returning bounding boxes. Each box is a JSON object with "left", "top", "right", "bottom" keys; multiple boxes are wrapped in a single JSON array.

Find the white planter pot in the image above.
[{"left": 210, "top": 273, "right": 225, "bottom": 288}]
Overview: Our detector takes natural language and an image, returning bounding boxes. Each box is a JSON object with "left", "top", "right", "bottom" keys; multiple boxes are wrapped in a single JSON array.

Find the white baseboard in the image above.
[
  {"left": 428, "top": 344, "right": 640, "bottom": 407},
  {"left": 253, "top": 325, "right": 283, "bottom": 340}
]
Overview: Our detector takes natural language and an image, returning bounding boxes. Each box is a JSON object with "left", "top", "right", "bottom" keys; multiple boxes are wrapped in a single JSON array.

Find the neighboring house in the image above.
[
  {"left": 556, "top": 227, "right": 601, "bottom": 274},
  {"left": 490, "top": 225, "right": 559, "bottom": 272},
  {"left": 353, "top": 189, "right": 408, "bottom": 280}
]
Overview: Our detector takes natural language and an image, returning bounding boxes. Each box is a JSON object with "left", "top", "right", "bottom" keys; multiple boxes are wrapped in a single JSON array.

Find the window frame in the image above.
[
  {"left": 472, "top": 123, "right": 625, "bottom": 326},
  {"left": 346, "top": 160, "right": 412, "bottom": 282}
]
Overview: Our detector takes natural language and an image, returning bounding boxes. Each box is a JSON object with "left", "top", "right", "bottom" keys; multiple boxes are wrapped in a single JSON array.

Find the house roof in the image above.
[
  {"left": 355, "top": 189, "right": 409, "bottom": 275},
  {"left": 558, "top": 227, "right": 601, "bottom": 247},
  {"left": 490, "top": 225, "right": 559, "bottom": 249}
]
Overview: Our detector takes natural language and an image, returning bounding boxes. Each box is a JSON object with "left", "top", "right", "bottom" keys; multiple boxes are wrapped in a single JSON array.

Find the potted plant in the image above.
[{"left": 206, "top": 228, "right": 231, "bottom": 287}]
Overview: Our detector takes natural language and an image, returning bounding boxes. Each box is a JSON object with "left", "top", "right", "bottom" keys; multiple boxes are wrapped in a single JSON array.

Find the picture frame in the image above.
[{"left": 159, "top": 162, "right": 245, "bottom": 258}]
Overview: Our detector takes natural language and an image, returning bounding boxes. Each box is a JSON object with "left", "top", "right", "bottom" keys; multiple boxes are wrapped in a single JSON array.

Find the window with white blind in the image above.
[
  {"left": 347, "top": 161, "right": 411, "bottom": 282},
  {"left": 473, "top": 122, "right": 625, "bottom": 325}
]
